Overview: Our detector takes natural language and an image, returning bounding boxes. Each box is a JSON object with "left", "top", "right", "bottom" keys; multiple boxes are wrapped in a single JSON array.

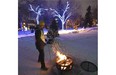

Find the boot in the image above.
[
  {"left": 41, "top": 66, "right": 48, "bottom": 71},
  {"left": 41, "top": 62, "right": 48, "bottom": 71}
]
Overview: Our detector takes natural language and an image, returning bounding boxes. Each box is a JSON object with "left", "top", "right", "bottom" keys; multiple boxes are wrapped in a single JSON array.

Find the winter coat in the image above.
[{"left": 35, "top": 28, "right": 46, "bottom": 50}]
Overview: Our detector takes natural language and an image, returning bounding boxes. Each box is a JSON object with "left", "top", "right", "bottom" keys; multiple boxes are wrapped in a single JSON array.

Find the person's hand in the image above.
[
  {"left": 45, "top": 39, "right": 47, "bottom": 42},
  {"left": 44, "top": 40, "right": 47, "bottom": 45},
  {"left": 45, "top": 43, "right": 47, "bottom": 45}
]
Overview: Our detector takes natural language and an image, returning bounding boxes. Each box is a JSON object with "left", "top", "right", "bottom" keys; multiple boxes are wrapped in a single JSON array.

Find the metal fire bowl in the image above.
[{"left": 56, "top": 57, "right": 73, "bottom": 71}]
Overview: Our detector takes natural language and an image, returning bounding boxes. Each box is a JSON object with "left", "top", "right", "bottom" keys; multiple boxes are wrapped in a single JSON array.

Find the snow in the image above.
[
  {"left": 18, "top": 27, "right": 97, "bottom": 38},
  {"left": 18, "top": 27, "right": 97, "bottom": 75}
]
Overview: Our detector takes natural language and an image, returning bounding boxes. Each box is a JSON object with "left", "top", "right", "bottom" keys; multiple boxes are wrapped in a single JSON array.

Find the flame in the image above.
[
  {"left": 56, "top": 51, "right": 67, "bottom": 63},
  {"left": 61, "top": 67, "right": 66, "bottom": 70}
]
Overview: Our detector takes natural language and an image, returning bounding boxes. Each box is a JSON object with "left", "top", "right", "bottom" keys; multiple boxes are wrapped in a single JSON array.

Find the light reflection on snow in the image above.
[{"left": 18, "top": 27, "right": 97, "bottom": 38}]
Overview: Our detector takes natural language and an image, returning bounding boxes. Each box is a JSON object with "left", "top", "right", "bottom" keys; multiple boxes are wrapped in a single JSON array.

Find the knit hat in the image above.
[{"left": 39, "top": 21, "right": 45, "bottom": 26}]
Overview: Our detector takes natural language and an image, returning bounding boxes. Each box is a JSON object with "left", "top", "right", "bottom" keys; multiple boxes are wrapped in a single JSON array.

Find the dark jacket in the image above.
[
  {"left": 35, "top": 27, "right": 46, "bottom": 49},
  {"left": 50, "top": 20, "right": 58, "bottom": 31}
]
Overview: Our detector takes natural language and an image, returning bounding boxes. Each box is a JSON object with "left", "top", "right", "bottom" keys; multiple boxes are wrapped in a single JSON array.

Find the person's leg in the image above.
[
  {"left": 36, "top": 43, "right": 41, "bottom": 62},
  {"left": 39, "top": 49, "right": 45, "bottom": 67},
  {"left": 38, "top": 48, "right": 48, "bottom": 70},
  {"left": 38, "top": 53, "right": 41, "bottom": 62}
]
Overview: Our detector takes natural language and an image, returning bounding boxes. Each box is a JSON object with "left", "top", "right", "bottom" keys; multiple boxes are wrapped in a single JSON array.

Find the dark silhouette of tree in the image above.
[{"left": 84, "top": 5, "right": 93, "bottom": 28}]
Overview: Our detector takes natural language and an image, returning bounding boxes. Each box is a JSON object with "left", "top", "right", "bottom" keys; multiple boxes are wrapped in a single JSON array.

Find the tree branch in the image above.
[
  {"left": 36, "top": 5, "right": 40, "bottom": 11},
  {"left": 62, "top": 1, "right": 70, "bottom": 17},
  {"left": 50, "top": 8, "right": 62, "bottom": 19},
  {"left": 29, "top": 4, "right": 37, "bottom": 14},
  {"left": 65, "top": 12, "right": 71, "bottom": 23}
]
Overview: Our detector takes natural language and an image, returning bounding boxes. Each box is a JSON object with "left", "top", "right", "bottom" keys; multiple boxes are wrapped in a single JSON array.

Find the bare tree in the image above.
[
  {"left": 50, "top": 1, "right": 71, "bottom": 30},
  {"left": 29, "top": 4, "right": 48, "bottom": 24}
]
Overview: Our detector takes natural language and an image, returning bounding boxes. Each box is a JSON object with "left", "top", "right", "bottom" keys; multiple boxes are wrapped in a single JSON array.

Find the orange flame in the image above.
[{"left": 56, "top": 51, "right": 67, "bottom": 63}]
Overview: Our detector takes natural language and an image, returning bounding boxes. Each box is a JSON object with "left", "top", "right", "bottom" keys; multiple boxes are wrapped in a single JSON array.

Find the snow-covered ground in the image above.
[
  {"left": 18, "top": 27, "right": 98, "bottom": 75},
  {"left": 18, "top": 27, "right": 97, "bottom": 38}
]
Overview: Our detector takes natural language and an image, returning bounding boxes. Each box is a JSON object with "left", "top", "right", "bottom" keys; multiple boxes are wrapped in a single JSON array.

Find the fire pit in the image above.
[
  {"left": 56, "top": 56, "right": 73, "bottom": 71},
  {"left": 55, "top": 51, "right": 73, "bottom": 71}
]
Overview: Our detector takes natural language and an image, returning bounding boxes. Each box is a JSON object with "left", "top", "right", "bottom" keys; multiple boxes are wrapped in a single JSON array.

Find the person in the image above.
[
  {"left": 50, "top": 19, "right": 59, "bottom": 37},
  {"left": 47, "top": 27, "right": 54, "bottom": 44},
  {"left": 35, "top": 21, "right": 48, "bottom": 71}
]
